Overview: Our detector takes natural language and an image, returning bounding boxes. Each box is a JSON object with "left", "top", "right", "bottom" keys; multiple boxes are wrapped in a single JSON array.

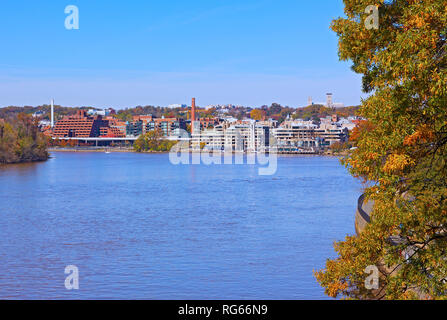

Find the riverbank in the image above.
[
  {"left": 49, "top": 147, "right": 350, "bottom": 157},
  {"left": 324, "top": 149, "right": 350, "bottom": 157},
  {"left": 49, "top": 147, "right": 174, "bottom": 154},
  {"left": 0, "top": 151, "right": 49, "bottom": 165},
  {"left": 0, "top": 157, "right": 49, "bottom": 166},
  {"left": 49, "top": 147, "right": 134, "bottom": 153}
]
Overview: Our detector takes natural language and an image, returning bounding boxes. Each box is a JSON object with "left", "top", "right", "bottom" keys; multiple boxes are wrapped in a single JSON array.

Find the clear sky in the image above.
[{"left": 0, "top": 0, "right": 365, "bottom": 109}]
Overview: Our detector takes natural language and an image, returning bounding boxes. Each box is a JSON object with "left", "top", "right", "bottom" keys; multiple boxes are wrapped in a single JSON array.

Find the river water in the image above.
[{"left": 0, "top": 152, "right": 361, "bottom": 299}]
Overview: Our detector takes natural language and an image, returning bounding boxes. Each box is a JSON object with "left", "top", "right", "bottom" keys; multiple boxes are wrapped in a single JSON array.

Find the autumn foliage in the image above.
[
  {"left": 250, "top": 109, "right": 266, "bottom": 121},
  {"left": 133, "top": 129, "right": 177, "bottom": 152},
  {"left": 0, "top": 113, "right": 49, "bottom": 164},
  {"left": 315, "top": 0, "right": 447, "bottom": 299}
]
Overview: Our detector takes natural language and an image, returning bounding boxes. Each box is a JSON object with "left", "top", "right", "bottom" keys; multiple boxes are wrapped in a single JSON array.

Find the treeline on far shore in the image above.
[
  {"left": 0, "top": 103, "right": 361, "bottom": 124},
  {"left": 0, "top": 114, "right": 49, "bottom": 164}
]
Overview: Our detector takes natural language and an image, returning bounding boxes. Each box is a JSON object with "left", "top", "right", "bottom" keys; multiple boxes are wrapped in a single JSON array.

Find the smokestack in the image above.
[
  {"left": 51, "top": 99, "right": 54, "bottom": 128},
  {"left": 191, "top": 98, "right": 196, "bottom": 133}
]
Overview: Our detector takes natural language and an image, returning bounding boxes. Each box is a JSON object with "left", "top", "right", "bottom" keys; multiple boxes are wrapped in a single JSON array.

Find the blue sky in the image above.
[{"left": 0, "top": 0, "right": 365, "bottom": 109}]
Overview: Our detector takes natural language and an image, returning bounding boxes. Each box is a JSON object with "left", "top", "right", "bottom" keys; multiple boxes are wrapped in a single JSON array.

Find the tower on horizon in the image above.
[{"left": 326, "top": 93, "right": 333, "bottom": 109}]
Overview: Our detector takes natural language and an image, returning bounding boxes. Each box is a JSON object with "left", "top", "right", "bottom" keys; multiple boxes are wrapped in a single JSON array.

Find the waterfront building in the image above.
[
  {"left": 146, "top": 117, "right": 187, "bottom": 137},
  {"left": 315, "top": 123, "right": 349, "bottom": 147},
  {"left": 273, "top": 120, "right": 349, "bottom": 150},
  {"left": 126, "top": 119, "right": 144, "bottom": 136},
  {"left": 100, "top": 117, "right": 126, "bottom": 138},
  {"left": 126, "top": 114, "right": 186, "bottom": 137},
  {"left": 104, "top": 117, "right": 126, "bottom": 135},
  {"left": 191, "top": 125, "right": 225, "bottom": 151},
  {"left": 273, "top": 121, "right": 320, "bottom": 149},
  {"left": 52, "top": 110, "right": 126, "bottom": 138},
  {"left": 191, "top": 121, "right": 270, "bottom": 152},
  {"left": 191, "top": 115, "right": 351, "bottom": 153},
  {"left": 53, "top": 110, "right": 110, "bottom": 138},
  {"left": 224, "top": 123, "right": 270, "bottom": 152}
]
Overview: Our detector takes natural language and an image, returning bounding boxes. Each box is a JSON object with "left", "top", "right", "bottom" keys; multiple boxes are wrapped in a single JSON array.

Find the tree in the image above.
[
  {"left": 269, "top": 103, "right": 283, "bottom": 116},
  {"left": 0, "top": 113, "right": 49, "bottom": 164},
  {"left": 146, "top": 129, "right": 163, "bottom": 150},
  {"left": 329, "top": 141, "right": 350, "bottom": 154},
  {"left": 315, "top": 0, "right": 447, "bottom": 300},
  {"left": 133, "top": 134, "right": 147, "bottom": 152},
  {"left": 132, "top": 129, "right": 176, "bottom": 152},
  {"left": 250, "top": 109, "right": 266, "bottom": 121},
  {"left": 348, "top": 120, "right": 375, "bottom": 147}
]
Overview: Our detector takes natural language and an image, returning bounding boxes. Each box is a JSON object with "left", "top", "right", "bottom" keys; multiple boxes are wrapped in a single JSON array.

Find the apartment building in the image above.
[
  {"left": 191, "top": 121, "right": 271, "bottom": 152},
  {"left": 126, "top": 115, "right": 186, "bottom": 137},
  {"left": 52, "top": 110, "right": 109, "bottom": 138},
  {"left": 315, "top": 123, "right": 349, "bottom": 147},
  {"left": 273, "top": 120, "right": 349, "bottom": 149}
]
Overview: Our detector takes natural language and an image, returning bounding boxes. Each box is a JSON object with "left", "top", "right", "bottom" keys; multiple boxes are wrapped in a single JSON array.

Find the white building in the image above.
[
  {"left": 191, "top": 122, "right": 271, "bottom": 152},
  {"left": 273, "top": 120, "right": 349, "bottom": 149},
  {"left": 87, "top": 108, "right": 114, "bottom": 116}
]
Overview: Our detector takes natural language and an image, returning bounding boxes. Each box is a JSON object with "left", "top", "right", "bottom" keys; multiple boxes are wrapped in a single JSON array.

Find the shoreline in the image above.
[
  {"left": 49, "top": 147, "right": 134, "bottom": 153},
  {"left": 0, "top": 157, "right": 49, "bottom": 166},
  {"left": 48, "top": 147, "right": 348, "bottom": 157}
]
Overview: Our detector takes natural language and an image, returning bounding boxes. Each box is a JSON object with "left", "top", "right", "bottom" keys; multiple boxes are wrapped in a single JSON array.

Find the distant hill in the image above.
[
  {"left": 0, "top": 105, "right": 90, "bottom": 122},
  {"left": 0, "top": 103, "right": 361, "bottom": 124},
  {"left": 292, "top": 104, "right": 360, "bottom": 121}
]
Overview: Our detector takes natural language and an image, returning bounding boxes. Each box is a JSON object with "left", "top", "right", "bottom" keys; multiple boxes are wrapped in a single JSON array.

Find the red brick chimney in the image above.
[{"left": 191, "top": 98, "right": 196, "bottom": 133}]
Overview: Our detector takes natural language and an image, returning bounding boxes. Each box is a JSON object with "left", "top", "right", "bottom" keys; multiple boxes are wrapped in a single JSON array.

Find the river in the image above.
[{"left": 0, "top": 152, "right": 361, "bottom": 299}]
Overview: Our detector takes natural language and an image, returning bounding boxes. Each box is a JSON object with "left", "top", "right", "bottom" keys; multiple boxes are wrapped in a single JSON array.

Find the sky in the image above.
[{"left": 0, "top": 0, "right": 366, "bottom": 109}]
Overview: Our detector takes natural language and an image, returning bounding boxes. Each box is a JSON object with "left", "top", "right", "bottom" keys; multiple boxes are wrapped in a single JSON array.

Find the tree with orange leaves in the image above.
[
  {"left": 315, "top": 0, "right": 447, "bottom": 299},
  {"left": 250, "top": 109, "right": 266, "bottom": 121}
]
